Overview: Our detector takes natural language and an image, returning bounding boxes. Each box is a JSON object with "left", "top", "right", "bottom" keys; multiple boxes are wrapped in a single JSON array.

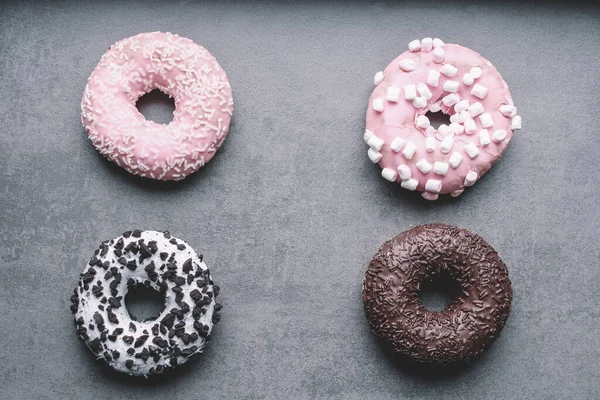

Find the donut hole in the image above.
[
  {"left": 136, "top": 89, "right": 175, "bottom": 125},
  {"left": 124, "top": 282, "right": 165, "bottom": 322},
  {"left": 424, "top": 110, "right": 451, "bottom": 129},
  {"left": 417, "top": 273, "right": 462, "bottom": 312}
]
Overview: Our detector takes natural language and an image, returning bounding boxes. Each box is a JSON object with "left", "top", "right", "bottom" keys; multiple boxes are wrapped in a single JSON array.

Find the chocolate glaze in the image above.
[{"left": 362, "top": 224, "right": 512, "bottom": 364}]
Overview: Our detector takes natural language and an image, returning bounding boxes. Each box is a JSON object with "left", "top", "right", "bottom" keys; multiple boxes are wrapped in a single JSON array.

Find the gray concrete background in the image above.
[{"left": 1, "top": 1, "right": 599, "bottom": 399}]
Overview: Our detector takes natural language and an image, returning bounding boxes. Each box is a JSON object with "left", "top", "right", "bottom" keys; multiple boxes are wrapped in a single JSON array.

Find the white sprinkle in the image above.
[
  {"left": 390, "top": 137, "right": 406, "bottom": 152},
  {"left": 462, "top": 73, "right": 474, "bottom": 86},
  {"left": 433, "top": 38, "right": 445, "bottom": 48},
  {"left": 381, "top": 168, "right": 397, "bottom": 182},
  {"left": 364, "top": 129, "right": 374, "bottom": 143},
  {"left": 464, "top": 119, "right": 477, "bottom": 135},
  {"left": 413, "top": 97, "right": 427, "bottom": 109},
  {"left": 427, "top": 69, "right": 440, "bottom": 87},
  {"left": 429, "top": 102, "right": 441, "bottom": 112},
  {"left": 417, "top": 83, "right": 433, "bottom": 100},
  {"left": 367, "top": 135, "right": 384, "bottom": 151},
  {"left": 468, "top": 102, "right": 484, "bottom": 117},
  {"left": 464, "top": 171, "right": 478, "bottom": 186},
  {"left": 450, "top": 189, "right": 464, "bottom": 197},
  {"left": 511, "top": 115, "right": 522, "bottom": 130},
  {"left": 443, "top": 80, "right": 460, "bottom": 93},
  {"left": 368, "top": 148, "right": 382, "bottom": 163},
  {"left": 425, "top": 179, "right": 442, "bottom": 193},
  {"left": 372, "top": 98, "right": 384, "bottom": 112},
  {"left": 471, "top": 83, "right": 488, "bottom": 99},
  {"left": 421, "top": 37, "right": 433, "bottom": 51},
  {"left": 470, "top": 67, "right": 482, "bottom": 79},
  {"left": 479, "top": 129, "right": 491, "bottom": 146},
  {"left": 433, "top": 161, "right": 449, "bottom": 176},
  {"left": 440, "top": 64, "right": 458, "bottom": 77},
  {"left": 404, "top": 84, "right": 417, "bottom": 100},
  {"left": 492, "top": 129, "right": 507, "bottom": 143},
  {"left": 408, "top": 39, "right": 421, "bottom": 52},
  {"left": 425, "top": 136, "right": 437, "bottom": 152},
  {"left": 439, "top": 136, "right": 454, "bottom": 153},
  {"left": 416, "top": 115, "right": 430, "bottom": 129},
  {"left": 401, "top": 178, "right": 419, "bottom": 191},
  {"left": 438, "top": 124, "right": 452, "bottom": 137},
  {"left": 479, "top": 113, "right": 494, "bottom": 128},
  {"left": 374, "top": 71, "right": 384, "bottom": 85},
  {"left": 499, "top": 104, "right": 517, "bottom": 117},
  {"left": 432, "top": 47, "right": 445, "bottom": 63},
  {"left": 402, "top": 142, "right": 417, "bottom": 159},
  {"left": 454, "top": 100, "right": 470, "bottom": 113},
  {"left": 449, "top": 122, "right": 464, "bottom": 135},
  {"left": 417, "top": 159, "right": 433, "bottom": 174},
  {"left": 398, "top": 165, "right": 411, "bottom": 180},
  {"left": 422, "top": 192, "right": 439, "bottom": 201},
  {"left": 464, "top": 143, "right": 480, "bottom": 159},
  {"left": 399, "top": 59, "right": 416, "bottom": 71},
  {"left": 442, "top": 93, "right": 460, "bottom": 106},
  {"left": 449, "top": 152, "right": 463, "bottom": 168},
  {"left": 386, "top": 86, "right": 401, "bottom": 102}
]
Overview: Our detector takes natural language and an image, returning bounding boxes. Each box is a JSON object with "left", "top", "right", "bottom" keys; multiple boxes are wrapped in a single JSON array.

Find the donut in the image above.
[
  {"left": 362, "top": 224, "right": 512, "bottom": 364},
  {"left": 365, "top": 38, "right": 522, "bottom": 200},
  {"left": 81, "top": 32, "right": 233, "bottom": 181},
  {"left": 70, "top": 230, "right": 222, "bottom": 376}
]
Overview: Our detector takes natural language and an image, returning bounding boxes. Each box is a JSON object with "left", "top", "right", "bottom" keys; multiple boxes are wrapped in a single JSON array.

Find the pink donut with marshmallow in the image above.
[
  {"left": 82, "top": 32, "right": 233, "bottom": 181},
  {"left": 365, "top": 38, "right": 521, "bottom": 200}
]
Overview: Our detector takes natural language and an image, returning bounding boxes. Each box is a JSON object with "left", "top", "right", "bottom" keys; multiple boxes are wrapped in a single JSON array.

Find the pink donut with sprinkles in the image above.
[
  {"left": 82, "top": 32, "right": 233, "bottom": 181},
  {"left": 365, "top": 38, "right": 521, "bottom": 200}
]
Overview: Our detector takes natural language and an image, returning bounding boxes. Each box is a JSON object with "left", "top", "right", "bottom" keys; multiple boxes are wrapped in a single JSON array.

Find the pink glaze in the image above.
[
  {"left": 365, "top": 40, "right": 521, "bottom": 199},
  {"left": 82, "top": 32, "right": 233, "bottom": 181}
]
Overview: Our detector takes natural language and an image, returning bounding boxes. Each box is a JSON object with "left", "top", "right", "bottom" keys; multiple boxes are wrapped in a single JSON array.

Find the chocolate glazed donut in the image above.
[{"left": 362, "top": 224, "right": 512, "bottom": 364}]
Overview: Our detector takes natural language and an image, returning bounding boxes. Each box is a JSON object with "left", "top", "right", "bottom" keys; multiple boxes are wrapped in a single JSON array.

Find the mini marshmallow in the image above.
[
  {"left": 417, "top": 83, "right": 433, "bottom": 100},
  {"left": 511, "top": 115, "right": 522, "bottom": 130},
  {"left": 464, "top": 118, "right": 477, "bottom": 135},
  {"left": 449, "top": 122, "right": 464, "bottom": 135},
  {"left": 479, "top": 113, "right": 494, "bottom": 128},
  {"left": 449, "top": 151, "right": 463, "bottom": 168},
  {"left": 443, "top": 80, "right": 460, "bottom": 93},
  {"left": 429, "top": 102, "right": 442, "bottom": 112},
  {"left": 449, "top": 114, "right": 459, "bottom": 123},
  {"left": 401, "top": 178, "right": 418, "bottom": 191},
  {"left": 425, "top": 136, "right": 437, "bottom": 152},
  {"left": 432, "top": 47, "right": 445, "bottom": 63},
  {"left": 442, "top": 93, "right": 460, "bottom": 106},
  {"left": 421, "top": 192, "right": 439, "bottom": 201},
  {"left": 425, "top": 126, "right": 436, "bottom": 135},
  {"left": 374, "top": 71, "right": 384, "bottom": 85},
  {"left": 386, "top": 86, "right": 401, "bottom": 102},
  {"left": 440, "top": 64, "right": 458, "bottom": 77},
  {"left": 433, "top": 38, "right": 445, "bottom": 48},
  {"left": 372, "top": 98, "right": 384, "bottom": 112},
  {"left": 364, "top": 129, "right": 374, "bottom": 143},
  {"left": 390, "top": 137, "right": 406, "bottom": 152},
  {"left": 421, "top": 37, "right": 433, "bottom": 51},
  {"left": 425, "top": 179, "right": 442, "bottom": 193},
  {"left": 471, "top": 83, "right": 488, "bottom": 99},
  {"left": 404, "top": 84, "right": 417, "bottom": 100},
  {"left": 499, "top": 105, "right": 517, "bottom": 117},
  {"left": 433, "top": 161, "right": 449, "bottom": 176},
  {"left": 381, "top": 168, "right": 397, "bottom": 182},
  {"left": 413, "top": 97, "right": 427, "bottom": 109},
  {"left": 399, "top": 59, "right": 416, "bottom": 72},
  {"left": 367, "top": 135, "right": 384, "bottom": 151},
  {"left": 479, "top": 129, "right": 491, "bottom": 146},
  {"left": 398, "top": 164, "right": 411, "bottom": 180},
  {"left": 367, "top": 148, "right": 382, "bottom": 163},
  {"left": 416, "top": 115, "right": 430, "bottom": 129},
  {"left": 439, "top": 136, "right": 454, "bottom": 153},
  {"left": 438, "top": 124, "right": 452, "bottom": 137},
  {"left": 462, "top": 73, "right": 474, "bottom": 86},
  {"left": 427, "top": 69, "right": 440, "bottom": 87},
  {"left": 450, "top": 189, "right": 464, "bottom": 197},
  {"left": 454, "top": 100, "right": 470, "bottom": 113},
  {"left": 402, "top": 141, "right": 417, "bottom": 160},
  {"left": 492, "top": 129, "right": 507, "bottom": 143},
  {"left": 470, "top": 67, "right": 482, "bottom": 79},
  {"left": 464, "top": 170, "right": 478, "bottom": 186},
  {"left": 459, "top": 110, "right": 471, "bottom": 122},
  {"left": 464, "top": 142, "right": 480, "bottom": 159},
  {"left": 468, "top": 102, "right": 484, "bottom": 117},
  {"left": 408, "top": 39, "right": 421, "bottom": 52},
  {"left": 416, "top": 159, "right": 432, "bottom": 174}
]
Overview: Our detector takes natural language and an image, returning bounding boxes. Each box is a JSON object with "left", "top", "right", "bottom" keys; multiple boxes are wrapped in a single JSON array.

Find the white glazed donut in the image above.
[
  {"left": 70, "top": 230, "right": 221, "bottom": 376},
  {"left": 81, "top": 32, "right": 234, "bottom": 181}
]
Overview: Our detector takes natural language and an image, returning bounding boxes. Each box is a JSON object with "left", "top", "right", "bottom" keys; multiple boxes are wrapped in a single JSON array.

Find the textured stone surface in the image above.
[{"left": 1, "top": 1, "right": 599, "bottom": 399}]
